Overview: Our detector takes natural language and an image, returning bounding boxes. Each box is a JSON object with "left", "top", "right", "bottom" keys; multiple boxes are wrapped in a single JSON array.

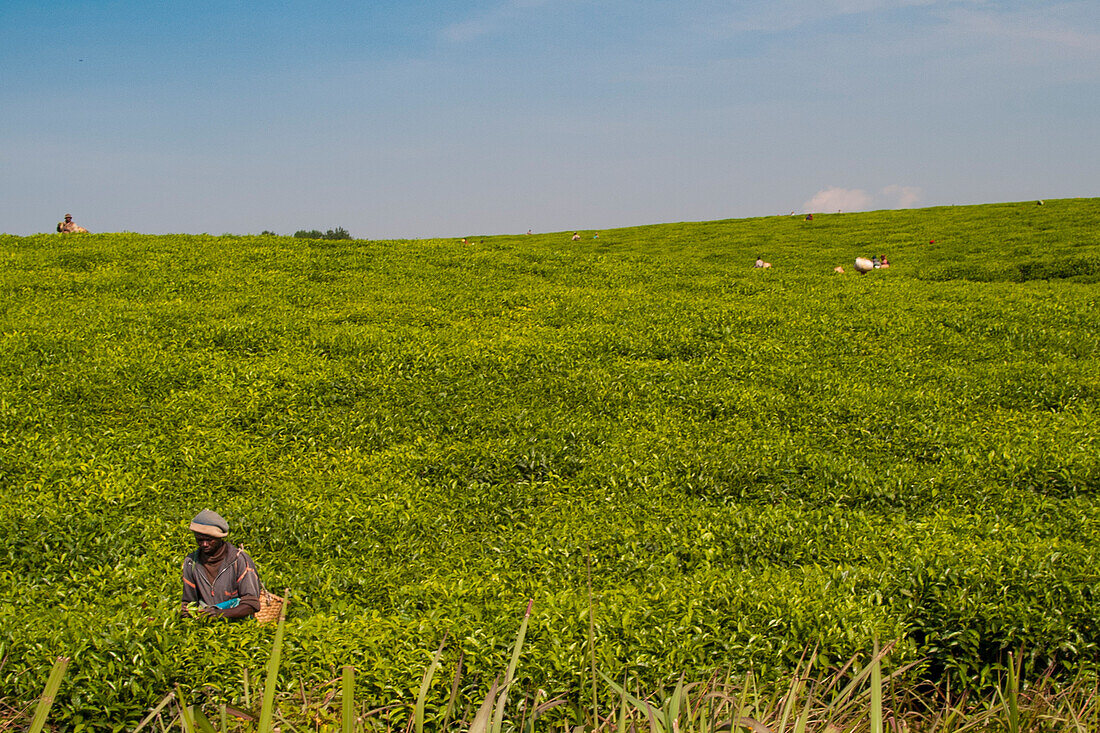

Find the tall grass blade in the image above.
[
  {"left": 793, "top": 687, "right": 813, "bottom": 733},
  {"left": 469, "top": 677, "right": 500, "bottom": 733},
  {"left": 342, "top": 665, "right": 355, "bottom": 733},
  {"left": 243, "top": 667, "right": 251, "bottom": 709},
  {"left": 415, "top": 636, "right": 447, "bottom": 733},
  {"left": 1007, "top": 652, "right": 1020, "bottom": 733},
  {"left": 28, "top": 656, "right": 69, "bottom": 733},
  {"left": 824, "top": 641, "right": 905, "bottom": 721},
  {"left": 491, "top": 599, "right": 534, "bottom": 733},
  {"left": 443, "top": 650, "right": 464, "bottom": 732},
  {"left": 132, "top": 691, "right": 176, "bottom": 733},
  {"left": 734, "top": 719, "right": 773, "bottom": 733},
  {"left": 778, "top": 652, "right": 811, "bottom": 733},
  {"left": 522, "top": 696, "right": 568, "bottom": 733},
  {"left": 793, "top": 652, "right": 818, "bottom": 733},
  {"left": 736, "top": 670, "right": 754, "bottom": 727},
  {"left": 643, "top": 695, "right": 666, "bottom": 733},
  {"left": 176, "top": 685, "right": 196, "bottom": 733},
  {"left": 599, "top": 672, "right": 665, "bottom": 733},
  {"left": 1063, "top": 689, "right": 1089, "bottom": 733},
  {"left": 258, "top": 589, "right": 290, "bottom": 733},
  {"left": 870, "top": 638, "right": 883, "bottom": 733},
  {"left": 587, "top": 548, "right": 599, "bottom": 729},
  {"left": 617, "top": 676, "right": 629, "bottom": 733},
  {"left": 275, "top": 709, "right": 310, "bottom": 733},
  {"left": 190, "top": 707, "right": 217, "bottom": 733},
  {"left": 667, "top": 676, "right": 685, "bottom": 733}
]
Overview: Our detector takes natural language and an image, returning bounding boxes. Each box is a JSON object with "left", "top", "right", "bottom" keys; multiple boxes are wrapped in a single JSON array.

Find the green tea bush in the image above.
[{"left": 2, "top": 199, "right": 1099, "bottom": 729}]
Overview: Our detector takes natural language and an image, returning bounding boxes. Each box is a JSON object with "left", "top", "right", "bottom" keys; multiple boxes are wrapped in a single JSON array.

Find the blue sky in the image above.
[{"left": 2, "top": 1, "right": 1097, "bottom": 237}]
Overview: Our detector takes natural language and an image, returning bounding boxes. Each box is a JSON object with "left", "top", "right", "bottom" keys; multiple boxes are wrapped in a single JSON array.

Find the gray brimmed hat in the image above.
[{"left": 189, "top": 509, "right": 229, "bottom": 538}]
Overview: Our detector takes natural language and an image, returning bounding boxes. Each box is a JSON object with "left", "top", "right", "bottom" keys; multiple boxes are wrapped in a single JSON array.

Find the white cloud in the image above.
[
  {"left": 711, "top": 0, "right": 964, "bottom": 35},
  {"left": 881, "top": 184, "right": 922, "bottom": 207},
  {"left": 440, "top": 0, "right": 564, "bottom": 43},
  {"left": 441, "top": 18, "right": 497, "bottom": 43},
  {"left": 804, "top": 184, "right": 923, "bottom": 212},
  {"left": 803, "top": 187, "right": 873, "bottom": 213},
  {"left": 942, "top": 6, "right": 1100, "bottom": 52}
]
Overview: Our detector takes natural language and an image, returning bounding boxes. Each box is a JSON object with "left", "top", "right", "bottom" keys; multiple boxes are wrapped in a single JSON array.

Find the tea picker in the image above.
[{"left": 180, "top": 509, "right": 281, "bottom": 622}]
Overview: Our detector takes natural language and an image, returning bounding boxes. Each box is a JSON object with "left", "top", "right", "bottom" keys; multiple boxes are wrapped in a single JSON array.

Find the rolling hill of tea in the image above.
[{"left": 2, "top": 199, "right": 1099, "bottom": 728}]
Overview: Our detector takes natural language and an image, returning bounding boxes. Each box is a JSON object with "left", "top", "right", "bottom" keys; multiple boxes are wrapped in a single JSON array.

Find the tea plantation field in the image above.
[{"left": 2, "top": 199, "right": 1099, "bottom": 728}]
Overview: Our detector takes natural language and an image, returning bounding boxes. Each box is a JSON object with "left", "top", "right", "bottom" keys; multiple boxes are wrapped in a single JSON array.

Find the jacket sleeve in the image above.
[
  {"left": 181, "top": 556, "right": 200, "bottom": 609},
  {"left": 232, "top": 551, "right": 263, "bottom": 615}
]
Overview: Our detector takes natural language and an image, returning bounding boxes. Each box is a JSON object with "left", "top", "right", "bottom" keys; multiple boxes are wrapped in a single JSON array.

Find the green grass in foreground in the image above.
[
  {"left": 0, "top": 199, "right": 1099, "bottom": 729},
  {"left": 10, "top": 604, "right": 1100, "bottom": 731}
]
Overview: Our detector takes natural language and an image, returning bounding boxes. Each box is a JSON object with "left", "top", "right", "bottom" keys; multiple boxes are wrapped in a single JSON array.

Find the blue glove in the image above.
[{"left": 213, "top": 598, "right": 241, "bottom": 610}]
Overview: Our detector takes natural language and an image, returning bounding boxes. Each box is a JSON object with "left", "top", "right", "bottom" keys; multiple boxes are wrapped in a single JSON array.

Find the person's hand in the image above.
[{"left": 196, "top": 606, "right": 224, "bottom": 620}]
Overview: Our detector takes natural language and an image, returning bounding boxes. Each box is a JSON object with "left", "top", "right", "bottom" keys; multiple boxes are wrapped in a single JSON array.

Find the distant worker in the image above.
[
  {"left": 593, "top": 233, "right": 599, "bottom": 239},
  {"left": 181, "top": 509, "right": 262, "bottom": 621},
  {"left": 879, "top": 254, "right": 890, "bottom": 268},
  {"left": 872, "top": 255, "right": 881, "bottom": 269},
  {"left": 805, "top": 213, "right": 813, "bottom": 221},
  {"left": 754, "top": 256, "right": 765, "bottom": 268},
  {"left": 57, "top": 213, "right": 88, "bottom": 233},
  {"left": 571, "top": 232, "right": 581, "bottom": 241}
]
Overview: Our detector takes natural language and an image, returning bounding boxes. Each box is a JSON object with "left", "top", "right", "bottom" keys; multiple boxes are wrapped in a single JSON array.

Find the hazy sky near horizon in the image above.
[{"left": 2, "top": 0, "right": 1097, "bottom": 238}]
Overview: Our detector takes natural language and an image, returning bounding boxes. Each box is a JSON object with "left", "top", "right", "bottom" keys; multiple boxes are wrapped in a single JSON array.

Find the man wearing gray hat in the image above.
[
  {"left": 181, "top": 509, "right": 262, "bottom": 620},
  {"left": 56, "top": 213, "right": 89, "bottom": 233}
]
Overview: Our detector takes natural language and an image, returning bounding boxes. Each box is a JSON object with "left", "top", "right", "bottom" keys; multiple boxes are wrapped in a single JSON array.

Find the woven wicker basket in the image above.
[{"left": 255, "top": 586, "right": 285, "bottom": 625}]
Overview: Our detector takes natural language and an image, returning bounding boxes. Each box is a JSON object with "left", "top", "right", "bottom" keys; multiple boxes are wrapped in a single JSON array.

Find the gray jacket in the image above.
[{"left": 181, "top": 543, "right": 262, "bottom": 612}]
